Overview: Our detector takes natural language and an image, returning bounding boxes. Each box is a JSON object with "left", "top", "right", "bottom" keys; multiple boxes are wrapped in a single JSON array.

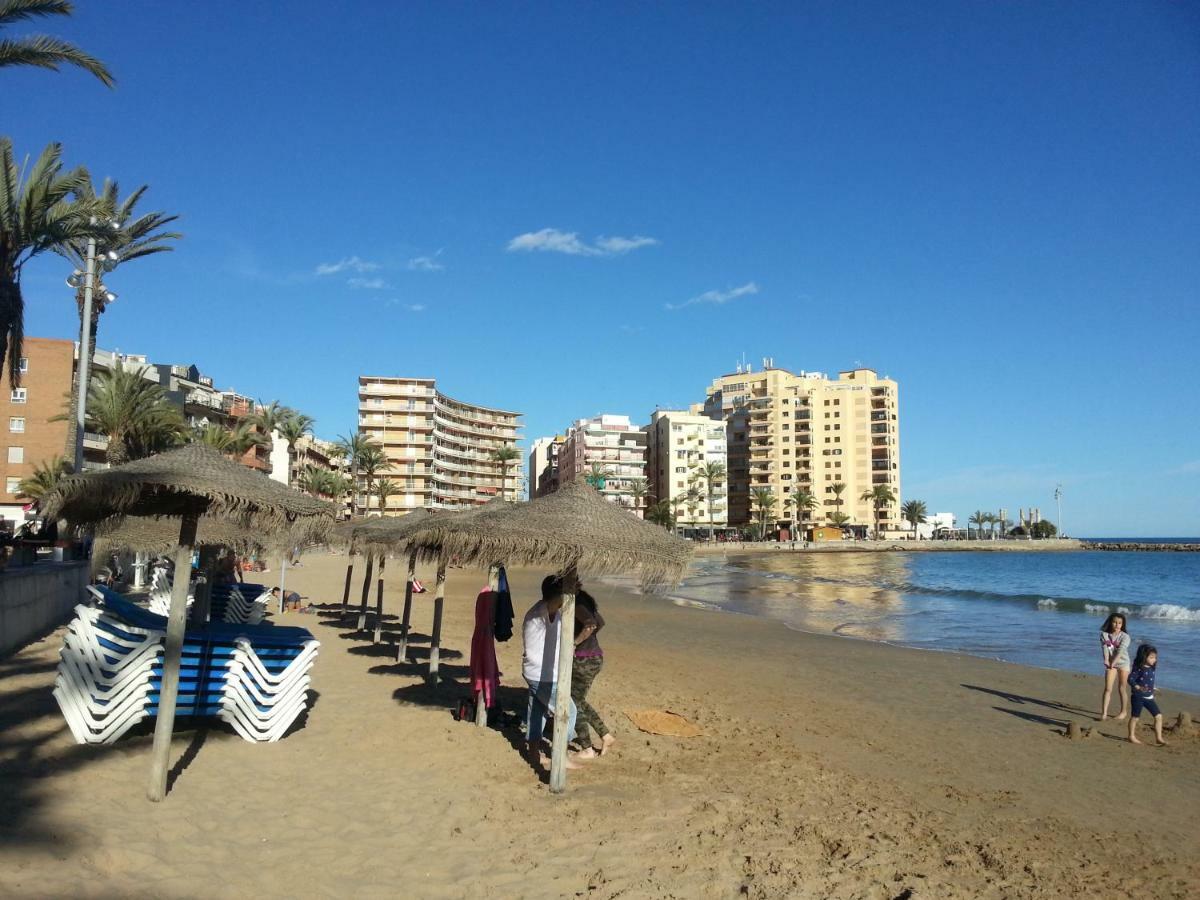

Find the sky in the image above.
[{"left": 7, "top": 1, "right": 1199, "bottom": 536}]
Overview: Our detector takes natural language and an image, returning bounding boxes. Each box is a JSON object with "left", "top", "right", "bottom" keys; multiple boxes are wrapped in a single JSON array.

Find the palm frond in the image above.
[
  {"left": 0, "top": 34, "right": 114, "bottom": 86},
  {"left": 0, "top": 2, "right": 73, "bottom": 29}
]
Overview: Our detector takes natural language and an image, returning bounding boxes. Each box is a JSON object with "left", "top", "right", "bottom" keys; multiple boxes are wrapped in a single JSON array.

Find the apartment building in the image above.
[
  {"left": 357, "top": 376, "right": 522, "bottom": 514},
  {"left": 645, "top": 409, "right": 729, "bottom": 533},
  {"left": 528, "top": 435, "right": 563, "bottom": 500},
  {"left": 0, "top": 338, "right": 74, "bottom": 524},
  {"left": 701, "top": 365, "right": 900, "bottom": 535},
  {"left": 558, "top": 414, "right": 648, "bottom": 515}
]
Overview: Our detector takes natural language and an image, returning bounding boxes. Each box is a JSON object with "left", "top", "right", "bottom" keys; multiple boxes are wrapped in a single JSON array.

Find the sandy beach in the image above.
[{"left": 2, "top": 551, "right": 1198, "bottom": 899}]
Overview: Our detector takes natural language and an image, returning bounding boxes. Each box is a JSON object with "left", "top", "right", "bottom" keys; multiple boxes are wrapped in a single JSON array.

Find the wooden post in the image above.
[
  {"left": 428, "top": 552, "right": 447, "bottom": 682},
  {"left": 373, "top": 555, "right": 387, "bottom": 644},
  {"left": 549, "top": 566, "right": 578, "bottom": 794},
  {"left": 340, "top": 558, "right": 354, "bottom": 612},
  {"left": 356, "top": 553, "right": 374, "bottom": 631},
  {"left": 147, "top": 512, "right": 199, "bottom": 802},
  {"left": 396, "top": 549, "right": 416, "bottom": 663},
  {"left": 475, "top": 563, "right": 499, "bottom": 727}
]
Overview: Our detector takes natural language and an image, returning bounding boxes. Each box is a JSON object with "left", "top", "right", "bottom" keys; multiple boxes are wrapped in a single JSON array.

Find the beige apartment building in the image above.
[
  {"left": 357, "top": 376, "right": 522, "bottom": 514},
  {"left": 701, "top": 366, "right": 900, "bottom": 535},
  {"left": 528, "top": 434, "right": 565, "bottom": 500},
  {"left": 645, "top": 409, "right": 728, "bottom": 533},
  {"left": 558, "top": 414, "right": 648, "bottom": 515}
]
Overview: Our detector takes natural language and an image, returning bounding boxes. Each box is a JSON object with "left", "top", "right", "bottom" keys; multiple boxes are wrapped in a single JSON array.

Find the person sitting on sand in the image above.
[
  {"left": 269, "top": 586, "right": 305, "bottom": 612},
  {"left": 1099, "top": 613, "right": 1131, "bottom": 721},
  {"left": 523, "top": 575, "right": 592, "bottom": 768},
  {"left": 412, "top": 577, "right": 426, "bottom": 594},
  {"left": 1127, "top": 644, "right": 1167, "bottom": 746},
  {"left": 571, "top": 587, "right": 616, "bottom": 757}
]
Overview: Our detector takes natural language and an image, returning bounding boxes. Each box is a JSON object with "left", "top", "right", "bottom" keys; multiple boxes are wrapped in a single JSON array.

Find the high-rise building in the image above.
[
  {"left": 645, "top": 409, "right": 728, "bottom": 534},
  {"left": 356, "top": 376, "right": 522, "bottom": 515},
  {"left": 558, "top": 414, "right": 648, "bottom": 515},
  {"left": 528, "top": 435, "right": 566, "bottom": 500},
  {"left": 701, "top": 366, "right": 900, "bottom": 535}
]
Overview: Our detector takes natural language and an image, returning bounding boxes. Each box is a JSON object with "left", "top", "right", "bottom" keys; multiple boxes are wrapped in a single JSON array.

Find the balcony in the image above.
[
  {"left": 83, "top": 431, "right": 109, "bottom": 449},
  {"left": 359, "top": 383, "right": 435, "bottom": 398},
  {"left": 870, "top": 424, "right": 891, "bottom": 434}
]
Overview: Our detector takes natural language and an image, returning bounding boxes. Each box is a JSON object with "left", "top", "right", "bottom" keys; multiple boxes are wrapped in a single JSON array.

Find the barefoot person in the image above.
[
  {"left": 571, "top": 587, "right": 616, "bottom": 756},
  {"left": 1099, "top": 613, "right": 1131, "bottom": 721},
  {"left": 523, "top": 575, "right": 591, "bottom": 768},
  {"left": 1127, "top": 645, "right": 1167, "bottom": 746}
]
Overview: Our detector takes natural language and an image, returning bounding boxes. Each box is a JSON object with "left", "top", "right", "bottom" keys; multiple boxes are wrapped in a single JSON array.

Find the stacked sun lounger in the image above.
[
  {"left": 147, "top": 567, "right": 193, "bottom": 617},
  {"left": 53, "top": 586, "right": 319, "bottom": 745},
  {"left": 209, "top": 582, "right": 268, "bottom": 625}
]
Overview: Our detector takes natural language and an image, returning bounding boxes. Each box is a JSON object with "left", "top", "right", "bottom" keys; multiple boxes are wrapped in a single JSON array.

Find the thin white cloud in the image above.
[
  {"left": 407, "top": 254, "right": 444, "bottom": 272},
  {"left": 315, "top": 256, "right": 381, "bottom": 276},
  {"left": 506, "top": 228, "right": 658, "bottom": 257},
  {"left": 1169, "top": 460, "right": 1200, "bottom": 476},
  {"left": 665, "top": 281, "right": 759, "bottom": 311},
  {"left": 348, "top": 276, "right": 388, "bottom": 290},
  {"left": 406, "top": 303, "right": 426, "bottom": 312}
]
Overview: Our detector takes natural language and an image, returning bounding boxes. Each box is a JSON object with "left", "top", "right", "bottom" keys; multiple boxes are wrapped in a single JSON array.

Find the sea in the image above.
[{"left": 624, "top": 541, "right": 1200, "bottom": 696}]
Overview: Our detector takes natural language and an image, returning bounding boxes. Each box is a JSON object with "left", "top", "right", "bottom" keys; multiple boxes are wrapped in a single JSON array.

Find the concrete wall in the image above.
[{"left": 0, "top": 561, "right": 89, "bottom": 657}]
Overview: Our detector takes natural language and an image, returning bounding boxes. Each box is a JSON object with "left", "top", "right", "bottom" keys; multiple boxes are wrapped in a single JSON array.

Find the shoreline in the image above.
[
  {"left": 692, "top": 539, "right": 1200, "bottom": 553},
  {"left": 2, "top": 552, "right": 1197, "bottom": 898}
]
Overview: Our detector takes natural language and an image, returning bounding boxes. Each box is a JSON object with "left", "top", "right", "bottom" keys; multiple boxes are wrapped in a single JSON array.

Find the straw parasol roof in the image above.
[
  {"left": 406, "top": 480, "right": 693, "bottom": 590},
  {"left": 91, "top": 516, "right": 273, "bottom": 558},
  {"left": 40, "top": 443, "right": 336, "bottom": 544},
  {"left": 349, "top": 508, "right": 437, "bottom": 555}
]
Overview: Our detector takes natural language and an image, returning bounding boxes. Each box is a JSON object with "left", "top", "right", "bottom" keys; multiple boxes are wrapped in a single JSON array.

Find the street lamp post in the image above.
[
  {"left": 68, "top": 217, "right": 119, "bottom": 473},
  {"left": 1055, "top": 484, "right": 1064, "bottom": 538}
]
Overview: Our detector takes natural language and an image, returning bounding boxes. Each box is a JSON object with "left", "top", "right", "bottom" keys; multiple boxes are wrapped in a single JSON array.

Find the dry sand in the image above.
[{"left": 1, "top": 551, "right": 1198, "bottom": 899}]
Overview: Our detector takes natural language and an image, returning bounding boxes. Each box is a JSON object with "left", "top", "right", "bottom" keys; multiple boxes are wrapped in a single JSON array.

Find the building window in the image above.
[
  {"left": 10, "top": 388, "right": 26, "bottom": 404},
  {"left": 8, "top": 446, "right": 23, "bottom": 463},
  {"left": 9, "top": 416, "right": 24, "bottom": 433},
  {"left": 5, "top": 476, "right": 18, "bottom": 494},
  {"left": 17, "top": 357, "right": 28, "bottom": 374}
]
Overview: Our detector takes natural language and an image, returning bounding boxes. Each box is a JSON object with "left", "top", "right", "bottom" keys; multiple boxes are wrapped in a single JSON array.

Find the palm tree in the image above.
[
  {"left": 226, "top": 421, "right": 266, "bottom": 457},
  {"left": 645, "top": 499, "right": 674, "bottom": 529},
  {"left": 969, "top": 510, "right": 986, "bottom": 540},
  {"left": 334, "top": 431, "right": 375, "bottom": 517},
  {"left": 749, "top": 486, "right": 777, "bottom": 540},
  {"left": 860, "top": 484, "right": 897, "bottom": 539},
  {"left": 248, "top": 400, "right": 292, "bottom": 459},
  {"left": 668, "top": 493, "right": 688, "bottom": 535},
  {"left": 191, "top": 423, "right": 234, "bottom": 452},
  {"left": 791, "top": 489, "right": 817, "bottom": 541},
  {"left": 489, "top": 444, "right": 521, "bottom": 501},
  {"left": 0, "top": 1, "right": 115, "bottom": 86},
  {"left": 585, "top": 463, "right": 611, "bottom": 490},
  {"left": 828, "top": 511, "right": 851, "bottom": 528},
  {"left": 695, "top": 460, "right": 726, "bottom": 540},
  {"left": 16, "top": 453, "right": 68, "bottom": 502},
  {"left": 829, "top": 481, "right": 847, "bottom": 524},
  {"left": 86, "top": 367, "right": 184, "bottom": 465},
  {"left": 375, "top": 477, "right": 398, "bottom": 516},
  {"left": 901, "top": 499, "right": 928, "bottom": 541},
  {"left": 277, "top": 412, "right": 314, "bottom": 487},
  {"left": 1, "top": 137, "right": 104, "bottom": 384},
  {"left": 684, "top": 484, "right": 703, "bottom": 532},
  {"left": 299, "top": 465, "right": 329, "bottom": 497},
  {"left": 627, "top": 478, "right": 648, "bottom": 517},
  {"left": 358, "top": 445, "right": 391, "bottom": 515},
  {"left": 55, "top": 177, "right": 179, "bottom": 459},
  {"left": 326, "top": 471, "right": 350, "bottom": 503},
  {"left": 983, "top": 512, "right": 998, "bottom": 540}
]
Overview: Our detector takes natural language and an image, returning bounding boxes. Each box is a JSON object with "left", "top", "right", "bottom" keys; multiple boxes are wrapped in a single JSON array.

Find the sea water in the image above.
[{"left": 633, "top": 548, "right": 1200, "bottom": 696}]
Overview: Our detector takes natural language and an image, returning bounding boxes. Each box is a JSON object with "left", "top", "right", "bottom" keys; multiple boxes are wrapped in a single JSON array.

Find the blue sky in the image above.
[{"left": 8, "top": 1, "right": 1199, "bottom": 535}]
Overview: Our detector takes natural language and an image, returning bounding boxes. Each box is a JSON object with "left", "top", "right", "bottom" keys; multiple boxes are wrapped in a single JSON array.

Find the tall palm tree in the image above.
[
  {"left": 248, "top": 400, "right": 291, "bottom": 459},
  {"left": 86, "top": 366, "right": 184, "bottom": 465},
  {"left": 334, "top": 431, "right": 375, "bottom": 517},
  {"left": 226, "top": 421, "right": 266, "bottom": 457},
  {"left": 489, "top": 444, "right": 521, "bottom": 501},
  {"left": 669, "top": 493, "right": 688, "bottom": 535},
  {"left": 627, "top": 478, "right": 648, "bottom": 517},
  {"left": 901, "top": 499, "right": 928, "bottom": 541},
  {"left": 55, "top": 177, "right": 179, "bottom": 459},
  {"left": 749, "top": 486, "right": 777, "bottom": 540},
  {"left": 829, "top": 481, "right": 847, "bottom": 524},
  {"left": 191, "top": 423, "right": 235, "bottom": 452},
  {"left": 358, "top": 445, "right": 391, "bottom": 515},
  {"left": 16, "top": 452, "right": 68, "bottom": 502},
  {"left": 326, "top": 471, "right": 350, "bottom": 503},
  {"left": 277, "top": 412, "right": 314, "bottom": 486},
  {"left": 860, "top": 484, "right": 897, "bottom": 539},
  {"left": 969, "top": 510, "right": 986, "bottom": 540},
  {"left": 585, "top": 463, "right": 612, "bottom": 490},
  {"left": 645, "top": 499, "right": 673, "bottom": 529},
  {"left": 695, "top": 460, "right": 726, "bottom": 540},
  {"left": 828, "top": 511, "right": 851, "bottom": 528},
  {"left": 792, "top": 489, "right": 817, "bottom": 541},
  {"left": 0, "top": 1, "right": 115, "bottom": 86},
  {"left": 982, "top": 511, "right": 998, "bottom": 540},
  {"left": 1, "top": 137, "right": 103, "bottom": 384},
  {"left": 375, "top": 477, "right": 398, "bottom": 516}
]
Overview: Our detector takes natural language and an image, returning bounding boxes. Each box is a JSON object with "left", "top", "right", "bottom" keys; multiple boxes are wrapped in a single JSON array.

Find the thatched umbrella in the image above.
[
  {"left": 347, "top": 509, "right": 436, "bottom": 647},
  {"left": 406, "top": 480, "right": 692, "bottom": 791},
  {"left": 40, "top": 443, "right": 335, "bottom": 802}
]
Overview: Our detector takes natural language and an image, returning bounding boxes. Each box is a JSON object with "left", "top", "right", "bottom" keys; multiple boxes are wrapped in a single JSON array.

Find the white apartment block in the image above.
[
  {"left": 645, "top": 410, "right": 729, "bottom": 532},
  {"left": 559, "top": 414, "right": 648, "bottom": 515},
  {"left": 357, "top": 376, "right": 522, "bottom": 514}
]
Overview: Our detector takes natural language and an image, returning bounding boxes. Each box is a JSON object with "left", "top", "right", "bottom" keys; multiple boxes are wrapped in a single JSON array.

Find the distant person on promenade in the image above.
[
  {"left": 523, "top": 575, "right": 590, "bottom": 768},
  {"left": 571, "top": 587, "right": 616, "bottom": 756},
  {"left": 1127, "top": 644, "right": 1167, "bottom": 746},
  {"left": 1099, "top": 613, "right": 1131, "bottom": 721}
]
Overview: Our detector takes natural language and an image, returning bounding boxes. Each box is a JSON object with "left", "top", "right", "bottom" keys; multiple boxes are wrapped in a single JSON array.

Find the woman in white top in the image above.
[{"left": 1099, "top": 613, "right": 1131, "bottom": 721}]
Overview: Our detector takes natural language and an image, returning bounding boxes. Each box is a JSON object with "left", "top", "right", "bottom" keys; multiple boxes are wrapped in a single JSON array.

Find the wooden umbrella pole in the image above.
[
  {"left": 147, "top": 512, "right": 199, "bottom": 802},
  {"left": 356, "top": 553, "right": 374, "bottom": 631},
  {"left": 396, "top": 549, "right": 416, "bottom": 663},
  {"left": 277, "top": 557, "right": 288, "bottom": 614},
  {"left": 428, "top": 552, "right": 447, "bottom": 682},
  {"left": 476, "top": 563, "right": 499, "bottom": 727},
  {"left": 341, "top": 558, "right": 354, "bottom": 612},
  {"left": 373, "top": 555, "right": 387, "bottom": 644},
  {"left": 549, "top": 566, "right": 578, "bottom": 794}
]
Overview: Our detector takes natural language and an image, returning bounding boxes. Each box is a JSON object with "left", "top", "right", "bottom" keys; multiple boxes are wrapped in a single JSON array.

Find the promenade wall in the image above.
[{"left": 0, "top": 561, "right": 89, "bottom": 657}]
